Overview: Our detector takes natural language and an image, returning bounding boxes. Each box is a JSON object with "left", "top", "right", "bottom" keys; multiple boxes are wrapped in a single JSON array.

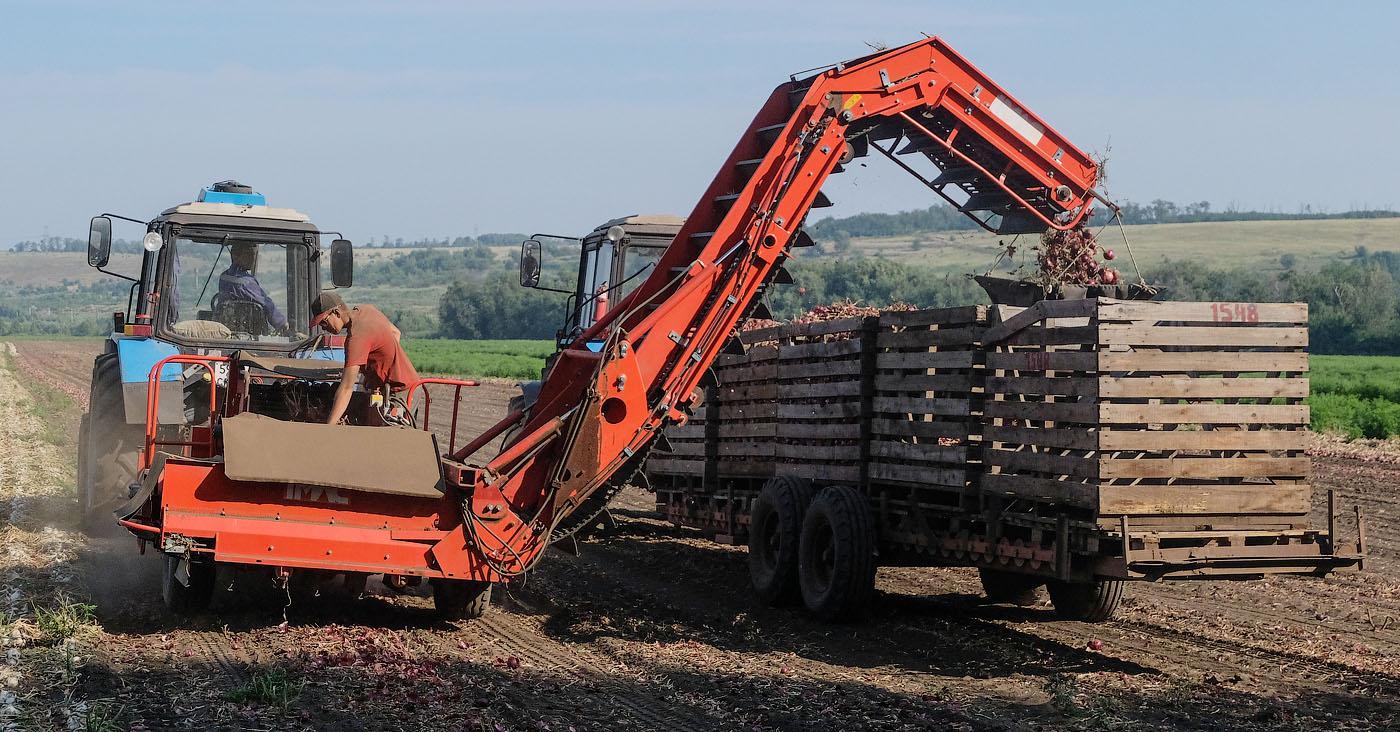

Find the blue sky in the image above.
[{"left": 1, "top": 1, "right": 1396, "bottom": 245}]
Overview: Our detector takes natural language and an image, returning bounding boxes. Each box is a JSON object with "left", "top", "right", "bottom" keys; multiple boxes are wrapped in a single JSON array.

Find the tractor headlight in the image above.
[{"left": 143, "top": 232, "right": 164, "bottom": 252}]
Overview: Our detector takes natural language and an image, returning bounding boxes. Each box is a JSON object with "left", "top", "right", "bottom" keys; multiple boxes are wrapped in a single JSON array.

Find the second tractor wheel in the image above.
[
  {"left": 979, "top": 568, "right": 1045, "bottom": 607},
  {"left": 161, "top": 555, "right": 215, "bottom": 615},
  {"left": 432, "top": 580, "right": 493, "bottom": 621},
  {"left": 1047, "top": 579, "right": 1124, "bottom": 622},
  {"left": 747, "top": 475, "right": 815, "bottom": 605},
  {"left": 797, "top": 485, "right": 877, "bottom": 621}
]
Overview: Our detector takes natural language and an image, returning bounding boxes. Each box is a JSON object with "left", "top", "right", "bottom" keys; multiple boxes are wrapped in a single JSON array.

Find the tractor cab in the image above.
[
  {"left": 79, "top": 180, "right": 356, "bottom": 528},
  {"left": 519, "top": 214, "right": 683, "bottom": 354}
]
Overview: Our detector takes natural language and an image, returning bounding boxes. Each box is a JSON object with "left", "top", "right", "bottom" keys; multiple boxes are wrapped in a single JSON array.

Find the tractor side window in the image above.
[
  {"left": 166, "top": 238, "right": 296, "bottom": 342},
  {"left": 616, "top": 245, "right": 663, "bottom": 301}
]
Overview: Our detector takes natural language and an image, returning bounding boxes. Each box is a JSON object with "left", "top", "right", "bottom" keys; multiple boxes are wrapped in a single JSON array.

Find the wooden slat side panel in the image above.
[
  {"left": 1098, "top": 484, "right": 1311, "bottom": 516},
  {"left": 1098, "top": 377, "right": 1308, "bottom": 399},
  {"left": 1097, "top": 301, "right": 1308, "bottom": 324}
]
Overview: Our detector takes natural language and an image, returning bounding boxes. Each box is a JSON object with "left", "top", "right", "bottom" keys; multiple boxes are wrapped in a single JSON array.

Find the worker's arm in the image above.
[{"left": 326, "top": 363, "right": 361, "bottom": 424}]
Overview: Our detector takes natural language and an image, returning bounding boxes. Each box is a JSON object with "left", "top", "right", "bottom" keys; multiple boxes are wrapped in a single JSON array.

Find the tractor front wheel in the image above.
[{"left": 432, "top": 580, "right": 492, "bottom": 621}]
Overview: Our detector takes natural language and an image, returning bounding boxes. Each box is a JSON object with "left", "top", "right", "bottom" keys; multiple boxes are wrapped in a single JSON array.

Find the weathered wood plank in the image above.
[
  {"left": 1099, "top": 325, "right": 1308, "bottom": 348},
  {"left": 664, "top": 441, "right": 708, "bottom": 457},
  {"left": 1097, "top": 377, "right": 1308, "bottom": 399},
  {"left": 986, "top": 351, "right": 1098, "bottom": 372},
  {"left": 717, "top": 442, "right": 774, "bottom": 458},
  {"left": 646, "top": 457, "right": 707, "bottom": 476},
  {"left": 985, "top": 400, "right": 1097, "bottom": 424},
  {"left": 1097, "top": 351, "right": 1309, "bottom": 373},
  {"left": 779, "top": 360, "right": 865, "bottom": 380},
  {"left": 982, "top": 299, "right": 1096, "bottom": 343},
  {"left": 980, "top": 473, "right": 1098, "bottom": 507},
  {"left": 876, "top": 327, "right": 983, "bottom": 348},
  {"left": 776, "top": 401, "right": 862, "bottom": 420},
  {"left": 984, "top": 449, "right": 1096, "bottom": 477},
  {"left": 786, "top": 463, "right": 861, "bottom": 482},
  {"left": 776, "top": 443, "right": 860, "bottom": 460},
  {"left": 717, "top": 422, "right": 778, "bottom": 439},
  {"left": 715, "top": 383, "right": 779, "bottom": 401},
  {"left": 878, "top": 373, "right": 977, "bottom": 392},
  {"left": 984, "top": 425, "right": 1099, "bottom": 451},
  {"left": 1098, "top": 484, "right": 1311, "bottom": 516},
  {"left": 776, "top": 422, "right": 862, "bottom": 439},
  {"left": 872, "top": 396, "right": 972, "bottom": 417},
  {"left": 876, "top": 351, "right": 978, "bottom": 370},
  {"left": 870, "top": 418, "right": 971, "bottom": 439},
  {"left": 778, "top": 339, "right": 862, "bottom": 361},
  {"left": 869, "top": 462, "right": 967, "bottom": 487},
  {"left": 1099, "top": 403, "right": 1309, "bottom": 425},
  {"left": 985, "top": 375, "right": 1098, "bottom": 398},
  {"left": 716, "top": 403, "right": 778, "bottom": 421},
  {"left": 999, "top": 326, "right": 1099, "bottom": 347},
  {"left": 1098, "top": 301, "right": 1308, "bottom": 324},
  {"left": 1098, "top": 429, "right": 1306, "bottom": 452},
  {"left": 870, "top": 440, "right": 969, "bottom": 464},
  {"left": 778, "top": 380, "right": 863, "bottom": 399},
  {"left": 879, "top": 305, "right": 987, "bottom": 327},
  {"left": 1098, "top": 456, "right": 1310, "bottom": 479}
]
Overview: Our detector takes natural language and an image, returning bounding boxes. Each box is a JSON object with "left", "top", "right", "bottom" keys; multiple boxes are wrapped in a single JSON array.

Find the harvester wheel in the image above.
[
  {"left": 82, "top": 355, "right": 142, "bottom": 533},
  {"left": 432, "top": 580, "right": 492, "bottom": 621},
  {"left": 161, "top": 555, "right": 215, "bottom": 615},
  {"left": 747, "top": 475, "right": 815, "bottom": 605},
  {"left": 979, "top": 568, "right": 1045, "bottom": 607},
  {"left": 798, "top": 485, "right": 877, "bottom": 621},
  {"left": 1047, "top": 578, "right": 1124, "bottom": 622}
]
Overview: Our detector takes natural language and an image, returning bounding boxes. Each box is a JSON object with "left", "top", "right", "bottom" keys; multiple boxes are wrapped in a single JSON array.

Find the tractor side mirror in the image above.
[
  {"left": 520, "top": 238, "right": 542, "bottom": 288},
  {"left": 88, "top": 216, "right": 112, "bottom": 267},
  {"left": 329, "top": 239, "right": 353, "bottom": 288}
]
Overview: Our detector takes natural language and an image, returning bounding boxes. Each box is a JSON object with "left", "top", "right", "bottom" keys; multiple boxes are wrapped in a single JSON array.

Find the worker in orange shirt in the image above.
[{"left": 310, "top": 292, "right": 421, "bottom": 425}]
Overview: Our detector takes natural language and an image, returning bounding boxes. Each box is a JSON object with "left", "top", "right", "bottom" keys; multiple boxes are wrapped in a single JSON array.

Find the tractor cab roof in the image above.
[
  {"left": 153, "top": 201, "right": 320, "bottom": 235},
  {"left": 583, "top": 214, "right": 684, "bottom": 247}
]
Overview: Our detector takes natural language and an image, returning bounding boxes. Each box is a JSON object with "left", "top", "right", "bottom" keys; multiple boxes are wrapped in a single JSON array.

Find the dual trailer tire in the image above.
[
  {"left": 748, "top": 478, "right": 877, "bottom": 621},
  {"left": 978, "top": 569, "right": 1123, "bottom": 622}
]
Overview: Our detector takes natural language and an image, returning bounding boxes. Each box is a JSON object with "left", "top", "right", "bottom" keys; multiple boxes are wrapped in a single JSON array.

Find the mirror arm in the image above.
[
  {"left": 100, "top": 212, "right": 148, "bottom": 225},
  {"left": 97, "top": 265, "right": 139, "bottom": 284}
]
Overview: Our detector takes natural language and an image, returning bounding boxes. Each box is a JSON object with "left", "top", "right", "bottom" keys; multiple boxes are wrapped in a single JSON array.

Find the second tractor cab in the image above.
[
  {"left": 79, "top": 180, "right": 355, "bottom": 529},
  {"left": 519, "top": 214, "right": 684, "bottom": 356}
]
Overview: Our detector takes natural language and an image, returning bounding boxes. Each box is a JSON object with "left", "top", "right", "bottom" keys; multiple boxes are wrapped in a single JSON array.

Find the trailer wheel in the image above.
[
  {"left": 979, "top": 568, "right": 1044, "bottom": 606},
  {"left": 162, "top": 555, "right": 215, "bottom": 615},
  {"left": 433, "top": 580, "right": 492, "bottom": 621},
  {"left": 747, "top": 475, "right": 815, "bottom": 605},
  {"left": 798, "top": 485, "right": 877, "bottom": 621},
  {"left": 83, "top": 355, "right": 142, "bottom": 533},
  {"left": 1047, "top": 579, "right": 1124, "bottom": 622}
]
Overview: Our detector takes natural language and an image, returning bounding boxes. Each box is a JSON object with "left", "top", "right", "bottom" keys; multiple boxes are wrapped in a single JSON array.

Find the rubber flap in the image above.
[{"left": 222, "top": 413, "right": 444, "bottom": 498}]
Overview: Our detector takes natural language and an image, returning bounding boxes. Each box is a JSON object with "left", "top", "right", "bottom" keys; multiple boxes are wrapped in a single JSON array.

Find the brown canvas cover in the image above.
[
  {"left": 222, "top": 413, "right": 443, "bottom": 498},
  {"left": 233, "top": 351, "right": 344, "bottom": 380}
]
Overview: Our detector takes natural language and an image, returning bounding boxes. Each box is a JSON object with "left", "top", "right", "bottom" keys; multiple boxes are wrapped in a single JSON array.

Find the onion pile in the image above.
[
  {"left": 740, "top": 299, "right": 916, "bottom": 332},
  {"left": 1036, "top": 224, "right": 1118, "bottom": 286}
]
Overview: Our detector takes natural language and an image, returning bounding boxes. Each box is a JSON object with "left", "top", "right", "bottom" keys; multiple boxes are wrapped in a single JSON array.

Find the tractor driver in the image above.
[
  {"left": 217, "top": 242, "right": 288, "bottom": 333},
  {"left": 311, "top": 292, "right": 421, "bottom": 425}
]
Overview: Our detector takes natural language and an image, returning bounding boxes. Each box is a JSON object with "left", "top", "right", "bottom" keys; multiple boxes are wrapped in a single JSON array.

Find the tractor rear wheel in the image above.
[
  {"left": 432, "top": 580, "right": 492, "bottom": 621},
  {"left": 979, "top": 568, "right": 1045, "bottom": 607},
  {"left": 1047, "top": 578, "right": 1124, "bottom": 622},
  {"left": 748, "top": 475, "right": 815, "bottom": 605},
  {"left": 161, "top": 555, "right": 215, "bottom": 615},
  {"left": 798, "top": 485, "right": 877, "bottom": 621},
  {"left": 82, "top": 355, "right": 143, "bottom": 533}
]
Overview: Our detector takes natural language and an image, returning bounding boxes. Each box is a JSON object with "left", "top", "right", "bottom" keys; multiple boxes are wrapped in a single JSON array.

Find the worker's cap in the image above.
[{"left": 309, "top": 292, "right": 347, "bottom": 329}]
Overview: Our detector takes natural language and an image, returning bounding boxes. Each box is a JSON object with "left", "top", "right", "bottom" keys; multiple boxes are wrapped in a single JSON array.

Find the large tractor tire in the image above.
[
  {"left": 1047, "top": 579, "right": 1124, "bottom": 622},
  {"left": 798, "top": 485, "right": 877, "bottom": 621},
  {"left": 747, "top": 475, "right": 815, "bottom": 605},
  {"left": 979, "top": 568, "right": 1045, "bottom": 607},
  {"left": 81, "top": 355, "right": 144, "bottom": 533},
  {"left": 432, "top": 580, "right": 492, "bottom": 621},
  {"left": 161, "top": 555, "right": 215, "bottom": 615}
]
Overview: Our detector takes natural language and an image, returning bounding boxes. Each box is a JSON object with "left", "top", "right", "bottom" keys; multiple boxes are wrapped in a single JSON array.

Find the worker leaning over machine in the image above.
[{"left": 310, "top": 292, "right": 421, "bottom": 425}]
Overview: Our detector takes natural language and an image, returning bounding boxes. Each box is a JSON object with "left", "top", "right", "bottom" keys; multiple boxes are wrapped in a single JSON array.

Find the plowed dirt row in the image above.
[{"left": 5, "top": 338, "right": 1399, "bottom": 730}]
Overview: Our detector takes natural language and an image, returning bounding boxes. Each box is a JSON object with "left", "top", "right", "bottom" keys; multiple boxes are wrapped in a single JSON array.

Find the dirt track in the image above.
[{"left": 4, "top": 338, "right": 1400, "bottom": 730}]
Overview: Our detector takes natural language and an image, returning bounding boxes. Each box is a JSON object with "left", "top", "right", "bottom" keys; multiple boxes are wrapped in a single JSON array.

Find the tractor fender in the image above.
[{"left": 110, "top": 336, "right": 184, "bottom": 425}]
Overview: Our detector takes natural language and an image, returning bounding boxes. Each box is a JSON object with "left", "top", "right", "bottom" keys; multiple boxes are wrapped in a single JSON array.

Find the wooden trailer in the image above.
[{"left": 644, "top": 298, "right": 1364, "bottom": 621}]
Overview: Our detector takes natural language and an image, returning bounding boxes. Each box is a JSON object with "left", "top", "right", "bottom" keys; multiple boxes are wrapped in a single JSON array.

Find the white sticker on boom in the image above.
[{"left": 988, "top": 96, "right": 1044, "bottom": 146}]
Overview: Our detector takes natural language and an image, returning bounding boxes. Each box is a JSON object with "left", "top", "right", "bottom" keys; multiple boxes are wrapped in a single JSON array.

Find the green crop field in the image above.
[
  {"left": 1309, "top": 354, "right": 1400, "bottom": 439},
  {"left": 403, "top": 338, "right": 552, "bottom": 380}
]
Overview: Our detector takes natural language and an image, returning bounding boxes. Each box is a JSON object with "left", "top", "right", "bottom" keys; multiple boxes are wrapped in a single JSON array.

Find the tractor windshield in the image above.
[{"left": 161, "top": 235, "right": 309, "bottom": 344}]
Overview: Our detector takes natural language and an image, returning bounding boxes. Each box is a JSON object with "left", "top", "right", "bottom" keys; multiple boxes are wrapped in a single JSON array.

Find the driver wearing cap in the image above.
[{"left": 311, "top": 293, "right": 421, "bottom": 425}]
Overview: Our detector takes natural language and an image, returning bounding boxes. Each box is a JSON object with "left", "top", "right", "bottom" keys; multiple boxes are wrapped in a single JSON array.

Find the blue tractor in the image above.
[{"left": 78, "top": 181, "right": 354, "bottom": 530}]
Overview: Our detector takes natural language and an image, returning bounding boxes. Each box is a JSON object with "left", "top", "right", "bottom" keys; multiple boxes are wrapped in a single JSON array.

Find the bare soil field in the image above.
[{"left": 3, "top": 338, "right": 1399, "bottom": 730}]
